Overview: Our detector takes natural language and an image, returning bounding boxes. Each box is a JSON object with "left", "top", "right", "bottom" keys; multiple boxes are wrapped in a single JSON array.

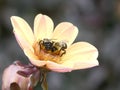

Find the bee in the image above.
[{"left": 39, "top": 38, "right": 67, "bottom": 56}]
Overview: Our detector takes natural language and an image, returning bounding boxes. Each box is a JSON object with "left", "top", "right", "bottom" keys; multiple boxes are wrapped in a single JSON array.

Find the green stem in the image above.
[{"left": 41, "top": 71, "right": 48, "bottom": 90}]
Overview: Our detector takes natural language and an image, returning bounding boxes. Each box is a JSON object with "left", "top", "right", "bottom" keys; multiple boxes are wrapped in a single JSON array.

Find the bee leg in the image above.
[
  {"left": 60, "top": 50, "right": 66, "bottom": 57},
  {"left": 39, "top": 40, "right": 42, "bottom": 51}
]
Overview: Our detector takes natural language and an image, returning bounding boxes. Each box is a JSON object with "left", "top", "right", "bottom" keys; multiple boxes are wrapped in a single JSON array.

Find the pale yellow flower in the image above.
[{"left": 10, "top": 14, "right": 99, "bottom": 72}]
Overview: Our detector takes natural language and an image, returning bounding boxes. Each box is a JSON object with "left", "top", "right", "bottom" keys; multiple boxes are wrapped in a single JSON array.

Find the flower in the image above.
[
  {"left": 2, "top": 61, "right": 40, "bottom": 90},
  {"left": 10, "top": 14, "right": 99, "bottom": 72}
]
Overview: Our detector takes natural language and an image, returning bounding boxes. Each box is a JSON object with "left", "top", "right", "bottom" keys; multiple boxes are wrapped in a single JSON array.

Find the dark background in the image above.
[{"left": 0, "top": 0, "right": 120, "bottom": 90}]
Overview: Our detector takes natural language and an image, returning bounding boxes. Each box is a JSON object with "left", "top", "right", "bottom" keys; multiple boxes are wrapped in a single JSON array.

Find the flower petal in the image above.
[
  {"left": 30, "top": 60, "right": 46, "bottom": 67},
  {"left": 24, "top": 49, "right": 39, "bottom": 60},
  {"left": 46, "top": 61, "right": 72, "bottom": 72},
  {"left": 62, "top": 59, "right": 99, "bottom": 70},
  {"left": 34, "top": 14, "right": 54, "bottom": 40},
  {"left": 24, "top": 48, "right": 72, "bottom": 72},
  {"left": 14, "top": 31, "right": 34, "bottom": 52},
  {"left": 52, "top": 22, "right": 78, "bottom": 46},
  {"left": 23, "top": 49, "right": 46, "bottom": 66},
  {"left": 61, "top": 42, "right": 99, "bottom": 70},
  {"left": 11, "top": 16, "right": 34, "bottom": 46}
]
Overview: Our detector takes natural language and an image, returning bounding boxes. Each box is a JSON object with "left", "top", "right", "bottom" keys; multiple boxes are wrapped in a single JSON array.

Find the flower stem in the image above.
[{"left": 41, "top": 72, "right": 48, "bottom": 90}]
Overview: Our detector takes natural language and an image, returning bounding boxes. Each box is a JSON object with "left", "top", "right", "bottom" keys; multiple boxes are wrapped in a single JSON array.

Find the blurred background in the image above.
[{"left": 0, "top": 0, "right": 120, "bottom": 90}]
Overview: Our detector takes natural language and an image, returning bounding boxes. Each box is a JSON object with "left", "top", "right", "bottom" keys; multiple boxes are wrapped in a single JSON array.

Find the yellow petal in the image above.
[
  {"left": 46, "top": 61, "right": 72, "bottom": 72},
  {"left": 11, "top": 16, "right": 34, "bottom": 46},
  {"left": 30, "top": 60, "right": 46, "bottom": 67},
  {"left": 52, "top": 22, "right": 78, "bottom": 46},
  {"left": 23, "top": 49, "right": 46, "bottom": 66},
  {"left": 24, "top": 49, "right": 39, "bottom": 60},
  {"left": 14, "top": 32, "right": 33, "bottom": 52},
  {"left": 34, "top": 14, "right": 54, "bottom": 40},
  {"left": 61, "top": 42, "right": 99, "bottom": 70},
  {"left": 62, "top": 59, "right": 99, "bottom": 70}
]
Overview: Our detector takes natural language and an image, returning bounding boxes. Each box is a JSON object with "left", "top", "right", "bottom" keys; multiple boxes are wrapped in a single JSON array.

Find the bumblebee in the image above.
[{"left": 39, "top": 38, "right": 67, "bottom": 56}]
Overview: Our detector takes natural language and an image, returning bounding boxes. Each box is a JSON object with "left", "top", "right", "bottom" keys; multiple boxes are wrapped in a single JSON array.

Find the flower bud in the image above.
[{"left": 2, "top": 61, "right": 40, "bottom": 90}]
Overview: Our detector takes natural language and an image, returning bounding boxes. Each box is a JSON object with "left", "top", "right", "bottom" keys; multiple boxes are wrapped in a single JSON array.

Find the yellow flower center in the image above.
[{"left": 33, "top": 38, "right": 67, "bottom": 63}]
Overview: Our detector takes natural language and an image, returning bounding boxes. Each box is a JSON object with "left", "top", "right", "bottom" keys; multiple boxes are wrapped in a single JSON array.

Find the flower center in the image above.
[{"left": 33, "top": 38, "right": 67, "bottom": 63}]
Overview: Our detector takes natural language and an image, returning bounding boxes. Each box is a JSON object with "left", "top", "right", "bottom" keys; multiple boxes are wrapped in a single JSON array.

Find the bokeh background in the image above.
[{"left": 0, "top": 0, "right": 120, "bottom": 90}]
